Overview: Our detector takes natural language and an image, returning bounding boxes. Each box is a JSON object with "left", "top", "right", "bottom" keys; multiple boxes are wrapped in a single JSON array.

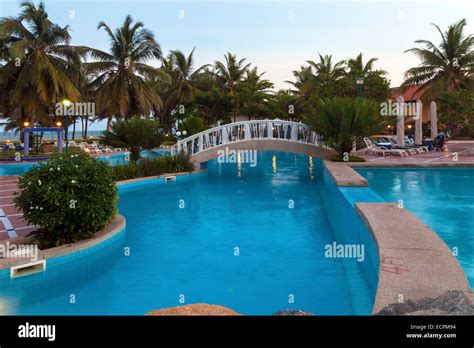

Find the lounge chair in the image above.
[
  {"left": 363, "top": 137, "right": 409, "bottom": 157},
  {"left": 404, "top": 138, "right": 429, "bottom": 153},
  {"left": 378, "top": 137, "right": 424, "bottom": 154}
]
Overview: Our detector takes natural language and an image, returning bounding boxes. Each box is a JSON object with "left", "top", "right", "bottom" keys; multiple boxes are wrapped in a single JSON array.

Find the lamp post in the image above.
[
  {"left": 62, "top": 99, "right": 72, "bottom": 156},
  {"left": 356, "top": 77, "right": 364, "bottom": 97}
]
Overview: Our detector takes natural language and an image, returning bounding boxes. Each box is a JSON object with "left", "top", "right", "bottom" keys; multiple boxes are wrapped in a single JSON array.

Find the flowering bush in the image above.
[{"left": 14, "top": 154, "right": 118, "bottom": 248}]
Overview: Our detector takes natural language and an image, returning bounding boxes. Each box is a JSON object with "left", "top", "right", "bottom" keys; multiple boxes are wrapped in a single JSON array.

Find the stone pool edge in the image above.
[
  {"left": 355, "top": 203, "right": 471, "bottom": 314},
  {"left": 0, "top": 214, "right": 126, "bottom": 273},
  {"left": 322, "top": 160, "right": 472, "bottom": 314}
]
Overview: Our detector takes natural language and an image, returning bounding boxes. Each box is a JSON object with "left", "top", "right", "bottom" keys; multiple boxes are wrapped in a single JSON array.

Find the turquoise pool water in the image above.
[
  {"left": 0, "top": 149, "right": 169, "bottom": 175},
  {"left": 0, "top": 152, "right": 377, "bottom": 315},
  {"left": 357, "top": 168, "right": 474, "bottom": 288}
]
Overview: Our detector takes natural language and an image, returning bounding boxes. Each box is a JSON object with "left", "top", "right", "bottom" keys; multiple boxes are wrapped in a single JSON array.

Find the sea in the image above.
[{"left": 0, "top": 130, "right": 105, "bottom": 141}]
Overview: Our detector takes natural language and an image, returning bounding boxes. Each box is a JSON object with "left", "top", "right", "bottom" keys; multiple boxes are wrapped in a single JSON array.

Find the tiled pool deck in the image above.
[
  {"left": 356, "top": 140, "right": 474, "bottom": 166},
  {"left": 0, "top": 176, "right": 35, "bottom": 241}
]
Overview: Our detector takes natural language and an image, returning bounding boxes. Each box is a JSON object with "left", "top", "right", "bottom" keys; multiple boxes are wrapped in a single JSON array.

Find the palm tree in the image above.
[
  {"left": 157, "top": 48, "right": 209, "bottom": 127},
  {"left": 307, "top": 54, "right": 346, "bottom": 85},
  {"left": 402, "top": 19, "right": 474, "bottom": 99},
  {"left": 83, "top": 15, "right": 165, "bottom": 130},
  {"left": 100, "top": 118, "right": 162, "bottom": 163},
  {"left": 215, "top": 52, "right": 250, "bottom": 95},
  {"left": 0, "top": 1, "right": 80, "bottom": 126},
  {"left": 346, "top": 53, "right": 386, "bottom": 77},
  {"left": 285, "top": 65, "right": 314, "bottom": 92},
  {"left": 303, "top": 97, "right": 385, "bottom": 157}
]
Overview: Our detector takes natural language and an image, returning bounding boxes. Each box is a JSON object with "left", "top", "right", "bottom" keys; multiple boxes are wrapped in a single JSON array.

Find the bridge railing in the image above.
[{"left": 172, "top": 120, "right": 321, "bottom": 156}]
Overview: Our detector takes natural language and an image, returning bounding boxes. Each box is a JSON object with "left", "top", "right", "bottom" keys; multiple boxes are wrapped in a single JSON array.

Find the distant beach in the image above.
[{"left": 0, "top": 130, "right": 105, "bottom": 140}]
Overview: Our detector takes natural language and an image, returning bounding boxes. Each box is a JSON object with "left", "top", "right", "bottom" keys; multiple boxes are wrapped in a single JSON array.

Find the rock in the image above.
[
  {"left": 273, "top": 310, "right": 313, "bottom": 316},
  {"left": 375, "top": 290, "right": 474, "bottom": 316},
  {"left": 145, "top": 304, "right": 241, "bottom": 316}
]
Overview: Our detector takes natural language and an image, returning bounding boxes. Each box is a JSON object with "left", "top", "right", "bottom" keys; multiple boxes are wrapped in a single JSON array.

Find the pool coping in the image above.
[
  {"left": 323, "top": 160, "right": 368, "bottom": 186},
  {"left": 355, "top": 203, "right": 472, "bottom": 314},
  {"left": 323, "top": 161, "right": 473, "bottom": 313},
  {"left": 0, "top": 214, "right": 126, "bottom": 271},
  {"left": 116, "top": 170, "right": 205, "bottom": 187},
  {"left": 347, "top": 162, "right": 474, "bottom": 168}
]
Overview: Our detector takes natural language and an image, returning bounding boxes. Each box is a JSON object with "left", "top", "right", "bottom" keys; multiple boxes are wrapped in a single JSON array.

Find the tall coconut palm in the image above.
[
  {"left": 0, "top": 1, "right": 80, "bottom": 126},
  {"left": 162, "top": 48, "right": 209, "bottom": 114},
  {"left": 285, "top": 65, "right": 314, "bottom": 93},
  {"left": 83, "top": 15, "right": 165, "bottom": 130},
  {"left": 215, "top": 52, "right": 250, "bottom": 95},
  {"left": 402, "top": 19, "right": 474, "bottom": 99},
  {"left": 307, "top": 54, "right": 346, "bottom": 85},
  {"left": 346, "top": 53, "right": 386, "bottom": 77}
]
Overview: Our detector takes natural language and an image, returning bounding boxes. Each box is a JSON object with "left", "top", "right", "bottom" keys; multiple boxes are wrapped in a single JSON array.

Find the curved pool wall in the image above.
[
  {"left": 356, "top": 167, "right": 474, "bottom": 289},
  {"left": 0, "top": 152, "right": 381, "bottom": 315},
  {"left": 315, "top": 161, "right": 381, "bottom": 312},
  {"left": 0, "top": 225, "right": 126, "bottom": 314}
]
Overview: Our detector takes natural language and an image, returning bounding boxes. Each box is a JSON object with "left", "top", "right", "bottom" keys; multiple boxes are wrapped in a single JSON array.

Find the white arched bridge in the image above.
[{"left": 172, "top": 120, "right": 334, "bottom": 167}]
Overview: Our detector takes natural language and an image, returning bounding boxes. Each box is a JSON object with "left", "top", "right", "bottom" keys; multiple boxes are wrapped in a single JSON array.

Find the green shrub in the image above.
[
  {"left": 14, "top": 154, "right": 118, "bottom": 248},
  {"left": 303, "top": 97, "right": 385, "bottom": 157},
  {"left": 329, "top": 154, "right": 366, "bottom": 162},
  {"left": 100, "top": 118, "right": 163, "bottom": 163},
  {"left": 159, "top": 153, "right": 194, "bottom": 173},
  {"left": 111, "top": 153, "right": 194, "bottom": 181},
  {"left": 111, "top": 163, "right": 140, "bottom": 181}
]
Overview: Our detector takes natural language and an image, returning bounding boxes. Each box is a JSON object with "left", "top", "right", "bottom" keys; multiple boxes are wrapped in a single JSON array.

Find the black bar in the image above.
[{"left": 0, "top": 315, "right": 472, "bottom": 346}]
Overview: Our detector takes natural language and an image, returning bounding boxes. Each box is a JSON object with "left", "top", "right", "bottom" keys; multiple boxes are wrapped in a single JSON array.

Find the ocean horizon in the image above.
[{"left": 0, "top": 130, "right": 105, "bottom": 141}]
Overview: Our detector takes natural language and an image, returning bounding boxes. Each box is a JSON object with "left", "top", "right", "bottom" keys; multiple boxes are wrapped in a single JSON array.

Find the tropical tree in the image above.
[
  {"left": 179, "top": 115, "right": 208, "bottom": 136},
  {"left": 402, "top": 18, "right": 474, "bottom": 99},
  {"left": 215, "top": 52, "right": 250, "bottom": 95},
  {"left": 100, "top": 118, "right": 162, "bottom": 163},
  {"left": 236, "top": 67, "right": 275, "bottom": 119},
  {"left": 83, "top": 15, "right": 165, "bottom": 130},
  {"left": 155, "top": 48, "right": 208, "bottom": 130},
  {"left": 307, "top": 54, "right": 346, "bottom": 85},
  {"left": 346, "top": 53, "right": 386, "bottom": 78},
  {"left": 438, "top": 90, "right": 474, "bottom": 137},
  {"left": 0, "top": 1, "right": 80, "bottom": 127},
  {"left": 303, "top": 97, "right": 385, "bottom": 157}
]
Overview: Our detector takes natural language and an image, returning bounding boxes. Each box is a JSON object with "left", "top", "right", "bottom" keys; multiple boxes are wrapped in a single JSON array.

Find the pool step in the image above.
[{"left": 10, "top": 260, "right": 46, "bottom": 278}]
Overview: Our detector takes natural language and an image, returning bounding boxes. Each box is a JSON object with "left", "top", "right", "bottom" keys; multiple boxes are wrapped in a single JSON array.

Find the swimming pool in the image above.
[
  {"left": 0, "top": 152, "right": 377, "bottom": 315},
  {"left": 0, "top": 149, "right": 169, "bottom": 175},
  {"left": 357, "top": 167, "right": 474, "bottom": 289}
]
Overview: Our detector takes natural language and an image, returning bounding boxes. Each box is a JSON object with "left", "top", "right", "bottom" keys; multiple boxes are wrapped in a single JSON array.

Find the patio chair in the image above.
[
  {"left": 363, "top": 137, "right": 409, "bottom": 157},
  {"left": 378, "top": 137, "right": 423, "bottom": 155}
]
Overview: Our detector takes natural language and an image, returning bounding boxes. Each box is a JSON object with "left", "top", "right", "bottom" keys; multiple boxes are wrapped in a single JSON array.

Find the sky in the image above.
[{"left": 1, "top": 0, "right": 473, "bottom": 130}]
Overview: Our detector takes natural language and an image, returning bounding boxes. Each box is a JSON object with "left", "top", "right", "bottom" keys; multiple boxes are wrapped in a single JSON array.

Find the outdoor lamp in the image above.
[
  {"left": 182, "top": 130, "right": 187, "bottom": 136},
  {"left": 356, "top": 77, "right": 364, "bottom": 85},
  {"left": 56, "top": 121, "right": 62, "bottom": 127},
  {"left": 408, "top": 125, "right": 412, "bottom": 129},
  {"left": 176, "top": 131, "right": 182, "bottom": 137},
  {"left": 23, "top": 121, "right": 30, "bottom": 127}
]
